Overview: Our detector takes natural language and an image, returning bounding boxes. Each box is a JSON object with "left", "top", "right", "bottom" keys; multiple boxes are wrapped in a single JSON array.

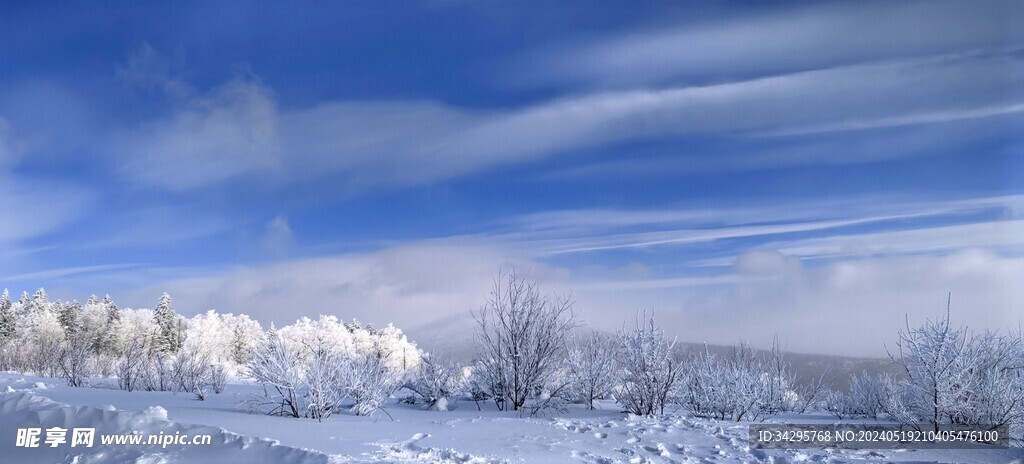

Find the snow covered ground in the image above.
[{"left": 1, "top": 373, "right": 1021, "bottom": 464}]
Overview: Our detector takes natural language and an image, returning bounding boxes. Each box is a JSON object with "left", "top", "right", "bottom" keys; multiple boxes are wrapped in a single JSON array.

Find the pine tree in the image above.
[
  {"left": 153, "top": 292, "right": 182, "bottom": 354},
  {"left": 58, "top": 300, "right": 82, "bottom": 337},
  {"left": 32, "top": 288, "right": 49, "bottom": 310},
  {"left": 87, "top": 295, "right": 100, "bottom": 306},
  {"left": 0, "top": 290, "right": 15, "bottom": 341},
  {"left": 18, "top": 291, "right": 31, "bottom": 315},
  {"left": 231, "top": 324, "right": 251, "bottom": 365},
  {"left": 103, "top": 295, "right": 120, "bottom": 323}
]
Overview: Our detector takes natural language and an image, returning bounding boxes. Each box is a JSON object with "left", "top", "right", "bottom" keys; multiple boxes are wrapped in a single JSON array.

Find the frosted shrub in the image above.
[
  {"left": 247, "top": 330, "right": 306, "bottom": 418},
  {"left": 172, "top": 344, "right": 213, "bottom": 400},
  {"left": 405, "top": 354, "right": 460, "bottom": 411},
  {"left": 682, "top": 340, "right": 798, "bottom": 421},
  {"left": 566, "top": 331, "right": 619, "bottom": 410},
  {"left": 56, "top": 331, "right": 93, "bottom": 387},
  {"left": 617, "top": 313, "right": 680, "bottom": 416},
  {"left": 885, "top": 305, "right": 1024, "bottom": 439},
  {"left": 341, "top": 351, "right": 401, "bottom": 417}
]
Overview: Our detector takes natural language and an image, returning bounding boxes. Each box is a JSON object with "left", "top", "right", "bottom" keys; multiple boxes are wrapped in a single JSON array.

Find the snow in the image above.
[{"left": 1, "top": 372, "right": 1022, "bottom": 463}]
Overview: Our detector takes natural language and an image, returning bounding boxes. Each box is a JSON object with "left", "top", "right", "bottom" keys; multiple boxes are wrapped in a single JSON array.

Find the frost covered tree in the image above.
[
  {"left": 883, "top": 299, "right": 1024, "bottom": 438},
  {"left": 32, "top": 288, "right": 49, "bottom": 312},
  {"left": 341, "top": 350, "right": 401, "bottom": 417},
  {"left": 473, "top": 269, "right": 576, "bottom": 412},
  {"left": 57, "top": 300, "right": 82, "bottom": 337},
  {"left": 566, "top": 330, "right": 619, "bottom": 410},
  {"left": 846, "top": 371, "right": 887, "bottom": 419},
  {"left": 56, "top": 331, "right": 93, "bottom": 387},
  {"left": 302, "top": 338, "right": 345, "bottom": 421},
  {"left": 885, "top": 306, "right": 975, "bottom": 432},
  {"left": 683, "top": 340, "right": 797, "bottom": 421},
  {"left": 93, "top": 295, "right": 124, "bottom": 358},
  {"left": 18, "top": 301, "right": 65, "bottom": 377},
  {"left": 247, "top": 327, "right": 305, "bottom": 418},
  {"left": 0, "top": 290, "right": 15, "bottom": 342},
  {"left": 0, "top": 290, "right": 15, "bottom": 370},
  {"left": 117, "top": 337, "right": 148, "bottom": 392},
  {"left": 405, "top": 353, "right": 461, "bottom": 411},
  {"left": 617, "top": 313, "right": 680, "bottom": 416},
  {"left": 153, "top": 293, "right": 183, "bottom": 354},
  {"left": 172, "top": 343, "right": 214, "bottom": 400}
]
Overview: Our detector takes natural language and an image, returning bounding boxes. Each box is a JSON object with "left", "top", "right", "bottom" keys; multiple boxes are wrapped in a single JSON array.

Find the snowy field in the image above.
[{"left": 2, "top": 373, "right": 1021, "bottom": 464}]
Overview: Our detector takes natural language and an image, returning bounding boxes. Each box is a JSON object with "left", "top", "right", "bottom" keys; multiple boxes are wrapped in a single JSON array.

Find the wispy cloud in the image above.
[
  {"left": 108, "top": 50, "right": 1023, "bottom": 192},
  {"left": 494, "top": 194, "right": 1024, "bottom": 256},
  {"left": 520, "top": 0, "right": 1024, "bottom": 88},
  {"left": 0, "top": 264, "right": 141, "bottom": 283}
]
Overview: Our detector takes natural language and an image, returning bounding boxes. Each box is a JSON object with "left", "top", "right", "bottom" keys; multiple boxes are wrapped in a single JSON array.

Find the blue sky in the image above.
[{"left": 1, "top": 1, "right": 1022, "bottom": 355}]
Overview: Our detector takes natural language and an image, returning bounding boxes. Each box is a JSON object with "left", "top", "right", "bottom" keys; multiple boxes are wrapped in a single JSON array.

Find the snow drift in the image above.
[{"left": 0, "top": 391, "right": 332, "bottom": 463}]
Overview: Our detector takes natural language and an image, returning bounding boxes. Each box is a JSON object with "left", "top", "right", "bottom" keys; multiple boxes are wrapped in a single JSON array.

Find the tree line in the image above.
[{"left": 0, "top": 273, "right": 1021, "bottom": 442}]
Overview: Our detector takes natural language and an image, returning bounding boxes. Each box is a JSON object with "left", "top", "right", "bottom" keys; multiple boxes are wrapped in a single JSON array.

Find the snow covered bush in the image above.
[
  {"left": 210, "top": 362, "right": 228, "bottom": 394},
  {"left": 246, "top": 328, "right": 306, "bottom": 418},
  {"left": 566, "top": 330, "right": 619, "bottom": 410},
  {"left": 845, "top": 371, "right": 887, "bottom": 419},
  {"left": 301, "top": 338, "right": 345, "bottom": 421},
  {"left": 172, "top": 344, "right": 214, "bottom": 400},
  {"left": 473, "top": 269, "right": 576, "bottom": 413},
  {"left": 682, "top": 340, "right": 798, "bottom": 421},
  {"left": 340, "top": 350, "right": 402, "bottom": 417},
  {"left": 616, "top": 313, "right": 681, "bottom": 416},
  {"left": 56, "top": 331, "right": 93, "bottom": 387},
  {"left": 885, "top": 306, "right": 1024, "bottom": 437},
  {"left": 405, "top": 354, "right": 461, "bottom": 411},
  {"left": 117, "top": 337, "right": 149, "bottom": 392}
]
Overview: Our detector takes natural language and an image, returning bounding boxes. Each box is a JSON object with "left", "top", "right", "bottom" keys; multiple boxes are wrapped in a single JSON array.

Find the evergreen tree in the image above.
[
  {"left": 153, "top": 292, "right": 183, "bottom": 353},
  {"left": 103, "top": 295, "right": 120, "bottom": 323},
  {"left": 32, "top": 288, "right": 49, "bottom": 310},
  {"left": 18, "top": 291, "right": 31, "bottom": 315},
  {"left": 231, "top": 324, "right": 251, "bottom": 365},
  {"left": 87, "top": 294, "right": 100, "bottom": 306},
  {"left": 58, "top": 300, "right": 82, "bottom": 337},
  {"left": 0, "top": 289, "right": 15, "bottom": 341}
]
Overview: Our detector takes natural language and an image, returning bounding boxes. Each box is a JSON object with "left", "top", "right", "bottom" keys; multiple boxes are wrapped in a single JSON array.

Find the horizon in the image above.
[{"left": 2, "top": 0, "right": 1022, "bottom": 358}]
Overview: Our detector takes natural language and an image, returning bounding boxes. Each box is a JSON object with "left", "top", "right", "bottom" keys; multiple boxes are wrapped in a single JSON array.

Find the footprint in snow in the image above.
[{"left": 594, "top": 432, "right": 607, "bottom": 439}]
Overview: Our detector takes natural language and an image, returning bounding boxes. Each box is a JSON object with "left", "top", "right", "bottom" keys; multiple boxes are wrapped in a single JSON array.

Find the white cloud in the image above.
[
  {"left": 113, "top": 79, "right": 282, "bottom": 190},
  {"left": 770, "top": 220, "right": 1024, "bottom": 259},
  {"left": 0, "top": 178, "right": 93, "bottom": 245},
  {"left": 522, "top": 0, "right": 1024, "bottom": 88},
  {"left": 570, "top": 249, "right": 1024, "bottom": 357},
  {"left": 111, "top": 51, "right": 1023, "bottom": 191},
  {"left": 102, "top": 241, "right": 1024, "bottom": 358}
]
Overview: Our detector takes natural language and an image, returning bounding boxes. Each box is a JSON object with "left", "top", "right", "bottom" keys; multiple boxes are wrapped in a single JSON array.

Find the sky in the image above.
[{"left": 1, "top": 0, "right": 1022, "bottom": 357}]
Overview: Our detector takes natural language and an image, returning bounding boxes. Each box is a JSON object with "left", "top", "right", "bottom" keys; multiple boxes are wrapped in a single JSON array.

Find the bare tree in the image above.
[
  {"left": 210, "top": 363, "right": 228, "bottom": 395},
  {"left": 473, "top": 269, "right": 576, "bottom": 412},
  {"left": 566, "top": 330, "right": 619, "bottom": 410},
  {"left": 172, "top": 344, "right": 213, "bottom": 400},
  {"left": 616, "top": 312, "right": 680, "bottom": 416},
  {"left": 117, "top": 337, "right": 148, "bottom": 392},
  {"left": 56, "top": 331, "right": 93, "bottom": 387}
]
